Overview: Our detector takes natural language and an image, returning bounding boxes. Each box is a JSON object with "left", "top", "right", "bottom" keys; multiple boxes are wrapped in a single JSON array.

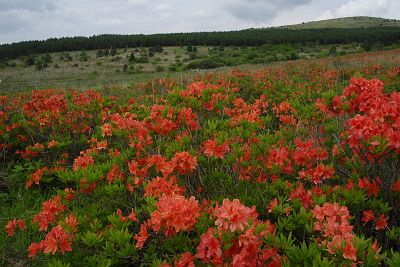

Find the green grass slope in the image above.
[{"left": 282, "top": 16, "right": 400, "bottom": 29}]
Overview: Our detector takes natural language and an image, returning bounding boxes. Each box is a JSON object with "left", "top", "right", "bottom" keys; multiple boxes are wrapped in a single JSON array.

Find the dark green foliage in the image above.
[
  {"left": 2, "top": 27, "right": 400, "bottom": 60},
  {"left": 128, "top": 52, "right": 135, "bottom": 63},
  {"left": 25, "top": 55, "right": 36, "bottom": 66},
  {"left": 96, "top": 49, "right": 104, "bottom": 58},
  {"left": 187, "top": 58, "right": 223, "bottom": 69},
  {"left": 78, "top": 51, "right": 89, "bottom": 62}
]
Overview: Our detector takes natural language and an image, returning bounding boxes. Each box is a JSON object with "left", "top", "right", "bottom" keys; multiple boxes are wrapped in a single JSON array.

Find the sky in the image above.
[{"left": 1, "top": 0, "right": 400, "bottom": 44}]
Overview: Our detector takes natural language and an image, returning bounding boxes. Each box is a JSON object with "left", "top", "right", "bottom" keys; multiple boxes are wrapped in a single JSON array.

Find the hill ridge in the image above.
[{"left": 280, "top": 16, "right": 400, "bottom": 29}]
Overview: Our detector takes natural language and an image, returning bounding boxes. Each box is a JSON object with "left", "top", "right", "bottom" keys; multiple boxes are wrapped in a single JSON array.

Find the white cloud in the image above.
[
  {"left": 316, "top": 10, "right": 335, "bottom": 21},
  {"left": 336, "top": 0, "right": 392, "bottom": 17}
]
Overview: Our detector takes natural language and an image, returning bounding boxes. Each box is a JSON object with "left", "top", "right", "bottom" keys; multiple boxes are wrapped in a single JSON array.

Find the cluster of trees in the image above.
[
  {"left": 1, "top": 27, "right": 400, "bottom": 60},
  {"left": 25, "top": 53, "right": 53, "bottom": 70}
]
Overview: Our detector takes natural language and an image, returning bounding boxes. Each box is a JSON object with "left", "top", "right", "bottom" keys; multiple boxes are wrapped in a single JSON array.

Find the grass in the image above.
[
  {"left": 282, "top": 16, "right": 400, "bottom": 29},
  {"left": 0, "top": 44, "right": 370, "bottom": 94},
  {"left": 1, "top": 41, "right": 400, "bottom": 94}
]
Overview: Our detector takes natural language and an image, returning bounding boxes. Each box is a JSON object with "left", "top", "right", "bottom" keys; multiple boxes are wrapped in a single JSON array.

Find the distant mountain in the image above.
[{"left": 281, "top": 16, "right": 400, "bottom": 29}]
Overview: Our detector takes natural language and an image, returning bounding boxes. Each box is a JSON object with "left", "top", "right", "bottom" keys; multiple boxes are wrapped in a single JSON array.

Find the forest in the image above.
[{"left": 1, "top": 27, "right": 400, "bottom": 60}]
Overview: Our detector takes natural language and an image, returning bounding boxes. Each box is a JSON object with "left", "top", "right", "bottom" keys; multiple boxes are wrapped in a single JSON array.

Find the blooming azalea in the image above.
[
  {"left": 375, "top": 214, "right": 388, "bottom": 231},
  {"left": 214, "top": 199, "right": 258, "bottom": 232},
  {"left": 134, "top": 222, "right": 149, "bottom": 249},
  {"left": 5, "top": 218, "right": 26, "bottom": 237},
  {"left": 171, "top": 151, "right": 198, "bottom": 175},
  {"left": 196, "top": 227, "right": 223, "bottom": 265},
  {"left": 72, "top": 154, "right": 94, "bottom": 171},
  {"left": 150, "top": 194, "right": 200, "bottom": 236},
  {"left": 361, "top": 210, "right": 376, "bottom": 224}
]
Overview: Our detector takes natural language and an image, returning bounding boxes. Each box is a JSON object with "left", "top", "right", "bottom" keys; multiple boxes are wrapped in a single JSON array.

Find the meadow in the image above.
[
  {"left": 0, "top": 43, "right": 372, "bottom": 94},
  {"left": 1, "top": 48, "right": 400, "bottom": 266}
]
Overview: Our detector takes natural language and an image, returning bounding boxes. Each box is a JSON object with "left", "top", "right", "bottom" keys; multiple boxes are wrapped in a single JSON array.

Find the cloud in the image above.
[
  {"left": 223, "top": 0, "right": 312, "bottom": 22},
  {"left": 336, "top": 0, "right": 393, "bottom": 17},
  {"left": 0, "top": 0, "right": 400, "bottom": 44},
  {"left": 0, "top": 0, "right": 55, "bottom": 12}
]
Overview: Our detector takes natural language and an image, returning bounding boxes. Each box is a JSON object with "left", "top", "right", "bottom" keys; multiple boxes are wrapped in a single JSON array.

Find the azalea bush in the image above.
[{"left": 1, "top": 50, "right": 400, "bottom": 266}]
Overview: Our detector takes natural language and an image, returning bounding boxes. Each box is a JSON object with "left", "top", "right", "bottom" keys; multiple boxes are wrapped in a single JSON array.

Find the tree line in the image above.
[{"left": 1, "top": 27, "right": 400, "bottom": 60}]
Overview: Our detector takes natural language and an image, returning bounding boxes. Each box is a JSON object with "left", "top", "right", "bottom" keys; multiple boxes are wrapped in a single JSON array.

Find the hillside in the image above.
[{"left": 282, "top": 16, "right": 400, "bottom": 29}]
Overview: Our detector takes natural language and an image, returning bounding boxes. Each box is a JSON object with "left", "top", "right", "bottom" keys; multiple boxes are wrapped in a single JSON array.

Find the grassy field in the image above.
[{"left": 0, "top": 43, "right": 375, "bottom": 93}]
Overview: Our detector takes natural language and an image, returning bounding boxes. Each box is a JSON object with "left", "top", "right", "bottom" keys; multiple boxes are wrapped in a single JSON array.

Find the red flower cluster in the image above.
[
  {"left": 144, "top": 176, "right": 185, "bottom": 198},
  {"left": 196, "top": 219, "right": 279, "bottom": 266},
  {"left": 202, "top": 139, "right": 230, "bottom": 159},
  {"left": 171, "top": 151, "right": 198, "bottom": 175},
  {"left": 149, "top": 104, "right": 178, "bottom": 135},
  {"left": 298, "top": 164, "right": 335, "bottom": 185},
  {"left": 272, "top": 101, "right": 296, "bottom": 125},
  {"left": 5, "top": 218, "right": 26, "bottom": 237},
  {"left": 357, "top": 177, "right": 381, "bottom": 197},
  {"left": 312, "top": 203, "right": 353, "bottom": 240},
  {"left": 174, "top": 252, "right": 195, "bottom": 267},
  {"left": 72, "top": 154, "right": 94, "bottom": 171},
  {"left": 26, "top": 166, "right": 48, "bottom": 188},
  {"left": 33, "top": 195, "right": 67, "bottom": 231},
  {"left": 133, "top": 221, "right": 149, "bottom": 249},
  {"left": 289, "top": 183, "right": 314, "bottom": 209},
  {"left": 312, "top": 203, "right": 356, "bottom": 261},
  {"left": 116, "top": 208, "right": 138, "bottom": 223},
  {"left": 327, "top": 236, "right": 357, "bottom": 262},
  {"left": 106, "top": 164, "right": 125, "bottom": 184},
  {"left": 265, "top": 146, "right": 293, "bottom": 175},
  {"left": 101, "top": 123, "right": 113, "bottom": 137},
  {"left": 178, "top": 107, "right": 199, "bottom": 131},
  {"left": 362, "top": 211, "right": 388, "bottom": 230},
  {"left": 342, "top": 78, "right": 400, "bottom": 155},
  {"left": 29, "top": 214, "right": 78, "bottom": 258},
  {"left": 224, "top": 96, "right": 268, "bottom": 127},
  {"left": 214, "top": 199, "right": 258, "bottom": 232},
  {"left": 150, "top": 194, "right": 200, "bottom": 236},
  {"left": 292, "top": 138, "right": 328, "bottom": 168},
  {"left": 28, "top": 214, "right": 78, "bottom": 258},
  {"left": 196, "top": 227, "right": 223, "bottom": 265}
]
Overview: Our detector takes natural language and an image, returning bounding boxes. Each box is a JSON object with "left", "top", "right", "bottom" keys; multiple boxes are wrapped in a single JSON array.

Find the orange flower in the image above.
[
  {"left": 28, "top": 242, "right": 43, "bottom": 259},
  {"left": 361, "top": 210, "right": 376, "bottom": 224},
  {"left": 106, "top": 164, "right": 124, "bottom": 184},
  {"left": 343, "top": 242, "right": 357, "bottom": 261},
  {"left": 203, "top": 139, "right": 230, "bottom": 159},
  {"left": 150, "top": 194, "right": 200, "bottom": 236},
  {"left": 196, "top": 227, "right": 222, "bottom": 265},
  {"left": 392, "top": 180, "right": 400, "bottom": 192},
  {"left": 47, "top": 140, "right": 58, "bottom": 148},
  {"left": 267, "top": 198, "right": 278, "bottom": 213},
  {"left": 5, "top": 218, "right": 26, "bottom": 237},
  {"left": 29, "top": 224, "right": 73, "bottom": 258},
  {"left": 144, "top": 176, "right": 185, "bottom": 198},
  {"left": 72, "top": 154, "right": 94, "bottom": 171},
  {"left": 134, "top": 221, "right": 149, "bottom": 249},
  {"left": 42, "top": 225, "right": 72, "bottom": 255},
  {"left": 172, "top": 151, "right": 198, "bottom": 175},
  {"left": 214, "top": 199, "right": 258, "bottom": 232},
  {"left": 174, "top": 252, "right": 195, "bottom": 267},
  {"left": 101, "top": 123, "right": 113, "bottom": 137},
  {"left": 33, "top": 195, "right": 66, "bottom": 231},
  {"left": 375, "top": 214, "right": 388, "bottom": 231}
]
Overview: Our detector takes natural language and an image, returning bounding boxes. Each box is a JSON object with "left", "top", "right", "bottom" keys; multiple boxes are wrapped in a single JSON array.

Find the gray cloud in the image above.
[
  {"left": 224, "top": 0, "right": 312, "bottom": 22},
  {"left": 0, "top": 0, "right": 55, "bottom": 12},
  {"left": 0, "top": 0, "right": 399, "bottom": 44}
]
